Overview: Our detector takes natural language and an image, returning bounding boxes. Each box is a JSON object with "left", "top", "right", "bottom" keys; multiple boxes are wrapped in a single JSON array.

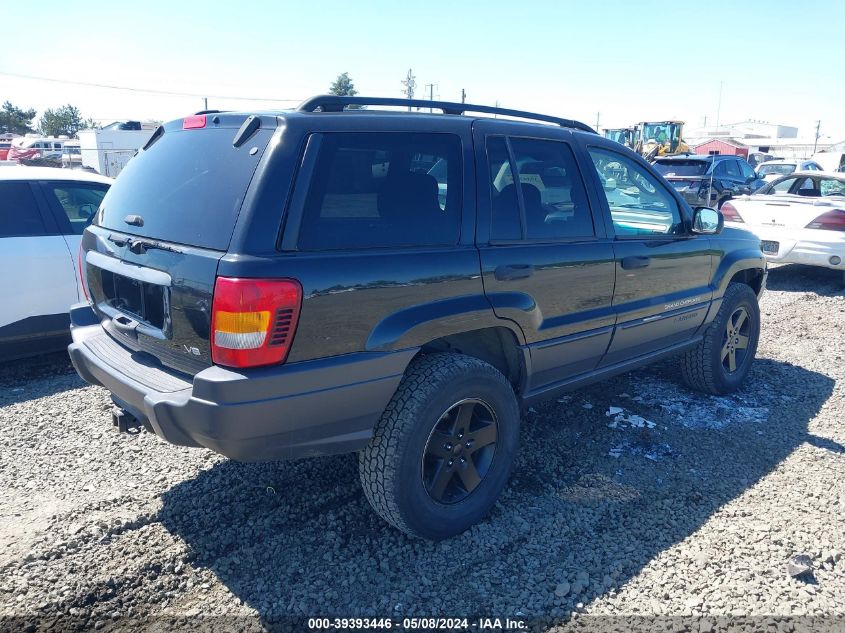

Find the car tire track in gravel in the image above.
[{"left": 1, "top": 263, "right": 843, "bottom": 632}]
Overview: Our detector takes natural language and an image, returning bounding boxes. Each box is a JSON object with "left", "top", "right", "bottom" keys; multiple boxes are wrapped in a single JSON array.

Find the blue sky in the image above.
[{"left": 1, "top": 0, "right": 843, "bottom": 140}]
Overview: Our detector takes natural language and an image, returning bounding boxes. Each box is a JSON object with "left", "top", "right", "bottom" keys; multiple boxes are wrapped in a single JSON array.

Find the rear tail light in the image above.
[
  {"left": 210, "top": 277, "right": 302, "bottom": 368},
  {"left": 77, "top": 243, "right": 89, "bottom": 302},
  {"left": 720, "top": 201, "right": 744, "bottom": 223},
  {"left": 182, "top": 114, "right": 207, "bottom": 129},
  {"left": 805, "top": 209, "right": 845, "bottom": 231}
]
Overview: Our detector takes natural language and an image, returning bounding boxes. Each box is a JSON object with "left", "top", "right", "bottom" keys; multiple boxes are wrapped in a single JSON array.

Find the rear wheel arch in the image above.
[{"left": 416, "top": 327, "right": 526, "bottom": 395}]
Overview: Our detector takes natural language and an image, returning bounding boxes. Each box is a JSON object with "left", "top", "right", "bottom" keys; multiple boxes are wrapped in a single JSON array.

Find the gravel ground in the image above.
[{"left": 1, "top": 263, "right": 843, "bottom": 632}]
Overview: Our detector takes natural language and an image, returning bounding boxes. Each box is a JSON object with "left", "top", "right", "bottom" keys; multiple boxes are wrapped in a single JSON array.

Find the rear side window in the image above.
[
  {"left": 99, "top": 126, "right": 273, "bottom": 250},
  {"left": 297, "top": 132, "right": 461, "bottom": 250},
  {"left": 0, "top": 182, "right": 47, "bottom": 237},
  {"left": 44, "top": 182, "right": 109, "bottom": 235}
]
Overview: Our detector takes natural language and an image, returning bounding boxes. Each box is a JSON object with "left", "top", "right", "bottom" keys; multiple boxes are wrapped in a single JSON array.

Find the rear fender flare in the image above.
[{"left": 365, "top": 295, "right": 525, "bottom": 352}]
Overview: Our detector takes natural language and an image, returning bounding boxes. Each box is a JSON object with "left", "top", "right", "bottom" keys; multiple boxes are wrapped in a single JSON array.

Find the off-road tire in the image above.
[
  {"left": 359, "top": 353, "right": 520, "bottom": 540},
  {"left": 680, "top": 282, "right": 760, "bottom": 395}
]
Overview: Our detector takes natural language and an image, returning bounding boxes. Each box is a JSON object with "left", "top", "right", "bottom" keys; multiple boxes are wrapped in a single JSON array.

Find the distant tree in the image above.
[
  {"left": 0, "top": 101, "right": 37, "bottom": 135},
  {"left": 38, "top": 104, "right": 86, "bottom": 137},
  {"left": 81, "top": 117, "right": 99, "bottom": 131},
  {"left": 329, "top": 72, "right": 364, "bottom": 109},
  {"left": 329, "top": 72, "right": 358, "bottom": 97}
]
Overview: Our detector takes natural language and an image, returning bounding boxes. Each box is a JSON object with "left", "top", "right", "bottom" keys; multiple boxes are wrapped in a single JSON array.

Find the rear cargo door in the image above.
[{"left": 82, "top": 116, "right": 275, "bottom": 375}]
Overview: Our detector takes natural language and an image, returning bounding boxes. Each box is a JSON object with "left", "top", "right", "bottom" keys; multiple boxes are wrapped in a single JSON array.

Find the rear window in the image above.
[
  {"left": 758, "top": 163, "right": 796, "bottom": 176},
  {"left": 98, "top": 126, "right": 273, "bottom": 250},
  {"left": 297, "top": 132, "right": 461, "bottom": 250},
  {"left": 653, "top": 160, "right": 710, "bottom": 177}
]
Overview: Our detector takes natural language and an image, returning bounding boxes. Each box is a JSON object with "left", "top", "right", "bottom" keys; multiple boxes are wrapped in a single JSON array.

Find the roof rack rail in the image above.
[{"left": 296, "top": 95, "right": 596, "bottom": 134}]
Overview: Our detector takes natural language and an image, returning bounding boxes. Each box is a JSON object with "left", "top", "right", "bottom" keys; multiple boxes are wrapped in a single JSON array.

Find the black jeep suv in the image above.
[{"left": 69, "top": 96, "right": 766, "bottom": 540}]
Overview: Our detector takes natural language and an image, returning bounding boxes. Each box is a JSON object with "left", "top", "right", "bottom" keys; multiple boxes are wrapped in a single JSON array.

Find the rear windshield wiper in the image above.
[{"left": 107, "top": 234, "right": 180, "bottom": 254}]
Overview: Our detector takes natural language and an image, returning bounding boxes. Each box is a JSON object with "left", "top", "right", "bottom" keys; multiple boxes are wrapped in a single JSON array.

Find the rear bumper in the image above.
[
  {"left": 739, "top": 226, "right": 845, "bottom": 270},
  {"left": 68, "top": 304, "right": 413, "bottom": 461}
]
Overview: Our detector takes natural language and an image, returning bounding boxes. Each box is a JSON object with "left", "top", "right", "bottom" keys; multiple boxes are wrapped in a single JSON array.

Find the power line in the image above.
[{"left": 0, "top": 70, "right": 303, "bottom": 103}]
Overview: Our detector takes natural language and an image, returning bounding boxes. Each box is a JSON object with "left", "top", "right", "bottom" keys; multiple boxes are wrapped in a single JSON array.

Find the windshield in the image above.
[
  {"left": 643, "top": 123, "right": 679, "bottom": 144},
  {"left": 98, "top": 125, "right": 273, "bottom": 250},
  {"left": 653, "top": 159, "right": 709, "bottom": 177},
  {"left": 758, "top": 163, "right": 796, "bottom": 176}
]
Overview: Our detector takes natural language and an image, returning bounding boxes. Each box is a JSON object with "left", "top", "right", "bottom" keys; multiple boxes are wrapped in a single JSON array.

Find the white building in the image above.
[
  {"left": 687, "top": 120, "right": 840, "bottom": 160},
  {"left": 77, "top": 121, "right": 156, "bottom": 177}
]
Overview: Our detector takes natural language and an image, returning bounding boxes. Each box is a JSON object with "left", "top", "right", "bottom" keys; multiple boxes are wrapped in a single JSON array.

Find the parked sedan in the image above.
[
  {"left": 721, "top": 171, "right": 845, "bottom": 286},
  {"left": 756, "top": 158, "right": 824, "bottom": 182},
  {"left": 0, "top": 166, "right": 112, "bottom": 361},
  {"left": 652, "top": 154, "right": 766, "bottom": 209}
]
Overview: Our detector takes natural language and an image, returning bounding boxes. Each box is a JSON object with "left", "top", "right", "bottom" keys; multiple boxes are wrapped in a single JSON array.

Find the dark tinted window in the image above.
[
  {"left": 99, "top": 126, "right": 273, "bottom": 250},
  {"left": 723, "top": 160, "right": 742, "bottom": 178},
  {"left": 0, "top": 182, "right": 46, "bottom": 237},
  {"left": 297, "top": 132, "right": 461, "bottom": 250},
  {"left": 487, "top": 136, "right": 521, "bottom": 240},
  {"left": 509, "top": 138, "right": 594, "bottom": 239},
  {"left": 589, "top": 147, "right": 684, "bottom": 236},
  {"left": 44, "top": 182, "right": 109, "bottom": 235},
  {"left": 653, "top": 159, "right": 710, "bottom": 177}
]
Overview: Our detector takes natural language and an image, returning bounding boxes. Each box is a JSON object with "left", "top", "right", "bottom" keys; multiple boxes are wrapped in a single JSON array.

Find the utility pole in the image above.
[
  {"left": 813, "top": 120, "right": 821, "bottom": 154},
  {"left": 425, "top": 83, "right": 437, "bottom": 113},
  {"left": 461, "top": 88, "right": 466, "bottom": 104},
  {"left": 715, "top": 80, "right": 723, "bottom": 128},
  {"left": 595, "top": 112, "right": 600, "bottom": 132},
  {"left": 401, "top": 69, "right": 416, "bottom": 111},
  {"left": 203, "top": 97, "right": 208, "bottom": 111}
]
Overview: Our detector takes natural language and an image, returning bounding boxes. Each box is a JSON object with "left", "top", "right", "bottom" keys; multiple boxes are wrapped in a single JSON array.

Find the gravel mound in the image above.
[{"left": 1, "top": 263, "right": 843, "bottom": 631}]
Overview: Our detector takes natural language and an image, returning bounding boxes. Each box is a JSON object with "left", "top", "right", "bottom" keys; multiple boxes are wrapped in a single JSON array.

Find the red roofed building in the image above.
[{"left": 692, "top": 138, "right": 749, "bottom": 159}]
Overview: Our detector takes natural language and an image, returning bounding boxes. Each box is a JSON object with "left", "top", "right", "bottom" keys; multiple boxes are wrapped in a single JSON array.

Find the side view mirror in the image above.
[{"left": 692, "top": 206, "right": 723, "bottom": 235}]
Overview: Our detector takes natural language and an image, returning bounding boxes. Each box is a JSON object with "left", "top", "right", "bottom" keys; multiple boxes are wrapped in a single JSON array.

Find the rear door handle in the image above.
[
  {"left": 621, "top": 256, "right": 650, "bottom": 270},
  {"left": 494, "top": 264, "right": 534, "bottom": 281}
]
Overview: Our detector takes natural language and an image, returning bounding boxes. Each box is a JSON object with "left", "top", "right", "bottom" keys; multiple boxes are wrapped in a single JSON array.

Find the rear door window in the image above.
[
  {"left": 296, "top": 132, "right": 461, "bottom": 250},
  {"left": 43, "top": 182, "right": 109, "bottom": 235},
  {"left": 0, "top": 182, "right": 47, "bottom": 237},
  {"left": 724, "top": 160, "right": 743, "bottom": 179},
  {"left": 505, "top": 137, "right": 594, "bottom": 240}
]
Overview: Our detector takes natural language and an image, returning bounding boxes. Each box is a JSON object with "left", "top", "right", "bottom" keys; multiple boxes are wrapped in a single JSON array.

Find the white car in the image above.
[
  {"left": 755, "top": 159, "right": 823, "bottom": 182},
  {"left": 0, "top": 166, "right": 112, "bottom": 361},
  {"left": 721, "top": 171, "right": 845, "bottom": 286}
]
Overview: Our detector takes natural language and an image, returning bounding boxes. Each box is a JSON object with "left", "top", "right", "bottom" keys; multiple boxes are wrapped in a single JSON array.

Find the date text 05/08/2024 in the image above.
[{"left": 307, "top": 617, "right": 527, "bottom": 630}]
